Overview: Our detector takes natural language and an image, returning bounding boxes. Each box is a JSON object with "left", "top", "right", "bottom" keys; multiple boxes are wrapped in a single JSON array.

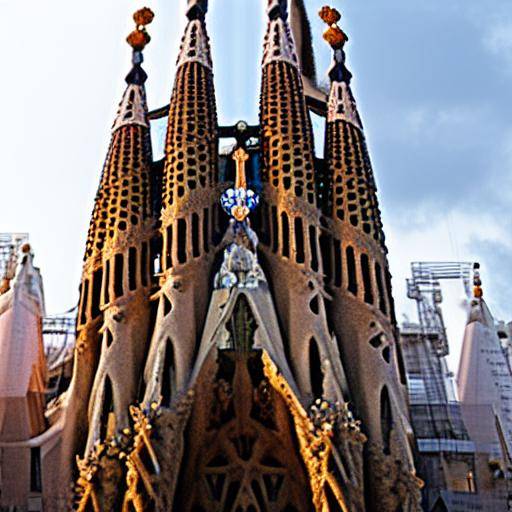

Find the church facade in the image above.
[{"left": 1, "top": 1, "right": 425, "bottom": 511}]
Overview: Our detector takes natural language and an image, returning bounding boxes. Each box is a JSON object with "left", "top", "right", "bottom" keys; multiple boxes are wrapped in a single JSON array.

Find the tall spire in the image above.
[
  {"left": 260, "top": 0, "right": 316, "bottom": 206},
  {"left": 317, "top": 8, "right": 421, "bottom": 511},
  {"left": 320, "top": 7, "right": 383, "bottom": 245},
  {"left": 458, "top": 267, "right": 512, "bottom": 465},
  {"left": 142, "top": 0, "right": 218, "bottom": 409},
  {"left": 259, "top": 0, "right": 349, "bottom": 413},
  {"left": 63, "top": 9, "right": 156, "bottom": 509}
]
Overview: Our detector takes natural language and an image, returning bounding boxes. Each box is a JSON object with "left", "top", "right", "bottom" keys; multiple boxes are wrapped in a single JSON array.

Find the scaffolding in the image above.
[
  {"left": 43, "top": 307, "right": 76, "bottom": 400},
  {"left": 406, "top": 261, "right": 475, "bottom": 357}
]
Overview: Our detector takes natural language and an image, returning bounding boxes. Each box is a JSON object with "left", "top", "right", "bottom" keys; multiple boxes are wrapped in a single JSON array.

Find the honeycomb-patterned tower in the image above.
[
  {"left": 258, "top": 0, "right": 347, "bottom": 406},
  {"left": 142, "top": 1, "right": 219, "bottom": 407},
  {"left": 319, "top": 11, "right": 421, "bottom": 511},
  {"left": 61, "top": 15, "right": 156, "bottom": 509}
]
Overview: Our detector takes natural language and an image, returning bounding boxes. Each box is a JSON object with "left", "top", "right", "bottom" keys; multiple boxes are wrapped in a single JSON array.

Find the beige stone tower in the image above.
[
  {"left": 142, "top": 0, "right": 219, "bottom": 409},
  {"left": 258, "top": 0, "right": 348, "bottom": 407},
  {"left": 318, "top": 8, "right": 420, "bottom": 511},
  {"left": 62, "top": 9, "right": 157, "bottom": 510}
]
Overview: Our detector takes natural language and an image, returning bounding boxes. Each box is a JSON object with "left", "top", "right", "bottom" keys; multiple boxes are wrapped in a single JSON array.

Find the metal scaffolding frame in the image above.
[{"left": 406, "top": 261, "right": 475, "bottom": 357}]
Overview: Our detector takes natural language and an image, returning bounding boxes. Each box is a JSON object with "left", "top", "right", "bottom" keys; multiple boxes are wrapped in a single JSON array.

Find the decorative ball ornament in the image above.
[
  {"left": 127, "top": 29, "right": 151, "bottom": 51},
  {"left": 318, "top": 5, "right": 348, "bottom": 50},
  {"left": 133, "top": 7, "right": 154, "bottom": 27},
  {"left": 319, "top": 6, "right": 341, "bottom": 25},
  {"left": 127, "top": 7, "right": 155, "bottom": 51}
]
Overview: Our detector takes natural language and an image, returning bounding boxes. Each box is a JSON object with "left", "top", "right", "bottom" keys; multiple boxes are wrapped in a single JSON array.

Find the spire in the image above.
[
  {"left": 320, "top": 6, "right": 383, "bottom": 245},
  {"left": 141, "top": 0, "right": 218, "bottom": 410},
  {"left": 176, "top": 5, "right": 212, "bottom": 70},
  {"left": 64, "top": 10, "right": 156, "bottom": 504},
  {"left": 160, "top": 1, "right": 217, "bottom": 263},
  {"left": 83, "top": 9, "right": 154, "bottom": 270},
  {"left": 319, "top": 7, "right": 361, "bottom": 129},
  {"left": 260, "top": 0, "right": 316, "bottom": 206},
  {"left": 262, "top": 0, "right": 299, "bottom": 67}
]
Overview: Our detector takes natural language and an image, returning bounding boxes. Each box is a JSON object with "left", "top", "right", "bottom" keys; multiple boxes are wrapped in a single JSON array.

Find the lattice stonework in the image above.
[
  {"left": 326, "top": 118, "right": 384, "bottom": 246},
  {"left": 84, "top": 123, "right": 153, "bottom": 262},
  {"left": 162, "top": 29, "right": 217, "bottom": 212},
  {"left": 261, "top": 38, "right": 316, "bottom": 206}
]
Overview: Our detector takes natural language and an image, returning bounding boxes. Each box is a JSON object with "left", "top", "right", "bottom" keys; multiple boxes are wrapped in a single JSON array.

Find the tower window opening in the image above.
[
  {"left": 260, "top": 202, "right": 270, "bottom": 245},
  {"left": 309, "top": 338, "right": 324, "bottom": 400},
  {"left": 177, "top": 218, "right": 187, "bottom": 264},
  {"left": 310, "top": 295, "right": 320, "bottom": 315},
  {"left": 141, "top": 242, "right": 148, "bottom": 286},
  {"left": 380, "top": 386, "right": 393, "bottom": 455},
  {"left": 361, "top": 253, "right": 374, "bottom": 304},
  {"left": 309, "top": 225, "right": 319, "bottom": 272},
  {"left": 166, "top": 225, "right": 173, "bottom": 269},
  {"left": 333, "top": 239, "right": 342, "bottom": 288},
  {"left": 294, "top": 217, "right": 305, "bottom": 264},
  {"left": 395, "top": 339, "right": 408, "bottom": 386},
  {"left": 91, "top": 267, "right": 103, "bottom": 318},
  {"left": 346, "top": 246, "right": 357, "bottom": 295},
  {"left": 114, "top": 253, "right": 124, "bottom": 298},
  {"left": 162, "top": 294, "right": 172, "bottom": 316},
  {"left": 320, "top": 233, "right": 333, "bottom": 285},
  {"left": 203, "top": 208, "right": 209, "bottom": 253},
  {"left": 281, "top": 211, "right": 290, "bottom": 258},
  {"left": 375, "top": 262, "right": 387, "bottom": 314},
  {"left": 128, "top": 247, "right": 137, "bottom": 291},
  {"left": 79, "top": 279, "right": 89, "bottom": 325},
  {"left": 104, "top": 259, "right": 110, "bottom": 304},
  {"left": 382, "top": 346, "right": 391, "bottom": 364},
  {"left": 100, "top": 376, "right": 115, "bottom": 442},
  {"left": 30, "top": 447, "right": 42, "bottom": 493},
  {"left": 105, "top": 328, "right": 114, "bottom": 348},
  {"left": 192, "top": 212, "right": 200, "bottom": 258},
  {"left": 161, "top": 338, "right": 176, "bottom": 407},
  {"left": 385, "top": 270, "right": 397, "bottom": 325},
  {"left": 271, "top": 206, "right": 278, "bottom": 252}
]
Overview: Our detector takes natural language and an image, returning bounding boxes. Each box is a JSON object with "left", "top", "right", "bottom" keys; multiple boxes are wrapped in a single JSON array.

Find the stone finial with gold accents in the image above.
[
  {"left": 319, "top": 6, "right": 348, "bottom": 50},
  {"left": 126, "top": 7, "right": 155, "bottom": 51}
]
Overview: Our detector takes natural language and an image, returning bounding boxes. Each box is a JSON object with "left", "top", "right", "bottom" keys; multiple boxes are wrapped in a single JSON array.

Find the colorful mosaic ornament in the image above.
[{"left": 221, "top": 148, "right": 259, "bottom": 222}]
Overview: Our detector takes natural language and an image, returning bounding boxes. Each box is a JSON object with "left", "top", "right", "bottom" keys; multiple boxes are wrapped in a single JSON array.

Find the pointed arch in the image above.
[
  {"left": 161, "top": 338, "right": 176, "bottom": 407},
  {"left": 380, "top": 386, "right": 393, "bottom": 455},
  {"left": 99, "top": 376, "right": 114, "bottom": 441},
  {"left": 281, "top": 211, "right": 290, "bottom": 258},
  {"left": 309, "top": 338, "right": 324, "bottom": 400},
  {"left": 346, "top": 246, "right": 357, "bottom": 295},
  {"left": 294, "top": 217, "right": 305, "bottom": 264},
  {"left": 360, "top": 253, "right": 374, "bottom": 305}
]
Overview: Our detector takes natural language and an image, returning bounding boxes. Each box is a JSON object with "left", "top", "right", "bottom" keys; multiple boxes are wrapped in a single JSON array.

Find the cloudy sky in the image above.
[{"left": 0, "top": 0, "right": 510, "bottom": 373}]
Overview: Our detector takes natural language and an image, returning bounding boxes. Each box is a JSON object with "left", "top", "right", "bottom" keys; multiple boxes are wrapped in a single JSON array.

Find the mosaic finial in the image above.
[
  {"left": 126, "top": 7, "right": 155, "bottom": 51},
  {"left": 473, "top": 263, "right": 483, "bottom": 298},
  {"left": 221, "top": 148, "right": 259, "bottom": 223},
  {"left": 319, "top": 6, "right": 348, "bottom": 50}
]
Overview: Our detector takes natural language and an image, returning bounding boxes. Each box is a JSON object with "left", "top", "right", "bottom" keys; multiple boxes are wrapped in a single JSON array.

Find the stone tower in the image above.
[
  {"left": 317, "top": 8, "right": 420, "bottom": 510},
  {"left": 61, "top": 8, "right": 157, "bottom": 509},
  {"left": 65, "top": 4, "right": 422, "bottom": 512}
]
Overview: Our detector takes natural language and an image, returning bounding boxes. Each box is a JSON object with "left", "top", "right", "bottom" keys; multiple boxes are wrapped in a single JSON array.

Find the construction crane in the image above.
[{"left": 406, "top": 261, "right": 478, "bottom": 357}]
